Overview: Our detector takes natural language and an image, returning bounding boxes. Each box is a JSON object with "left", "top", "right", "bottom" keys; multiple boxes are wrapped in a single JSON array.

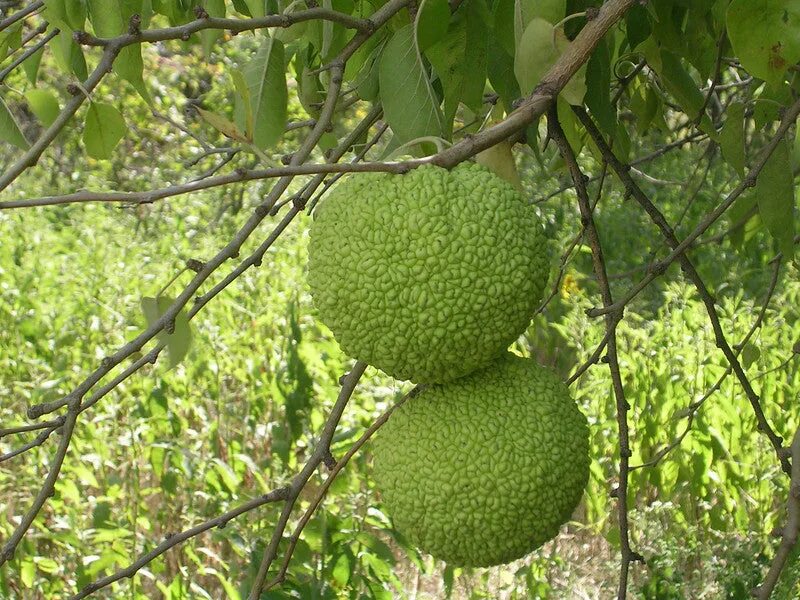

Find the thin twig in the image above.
[
  {"left": 575, "top": 106, "right": 791, "bottom": 475},
  {"left": 754, "top": 426, "right": 800, "bottom": 599},
  {"left": 585, "top": 97, "right": 800, "bottom": 318},
  {"left": 0, "top": 0, "right": 42, "bottom": 33},
  {"left": 548, "top": 106, "right": 641, "bottom": 599},
  {"left": 68, "top": 487, "right": 291, "bottom": 599},
  {"left": 0, "top": 26, "right": 57, "bottom": 83},
  {"left": 247, "top": 362, "right": 368, "bottom": 599}
]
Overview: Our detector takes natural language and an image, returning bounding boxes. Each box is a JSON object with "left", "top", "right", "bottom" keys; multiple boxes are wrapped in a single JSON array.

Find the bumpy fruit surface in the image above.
[
  {"left": 307, "top": 163, "right": 549, "bottom": 383},
  {"left": 372, "top": 353, "right": 590, "bottom": 567}
]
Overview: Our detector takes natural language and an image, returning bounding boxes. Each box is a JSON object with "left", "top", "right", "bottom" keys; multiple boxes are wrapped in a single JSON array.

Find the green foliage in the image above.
[{"left": 1, "top": 0, "right": 800, "bottom": 597}]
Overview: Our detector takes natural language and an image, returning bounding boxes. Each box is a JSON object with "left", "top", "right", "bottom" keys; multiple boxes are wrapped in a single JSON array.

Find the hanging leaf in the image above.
[
  {"left": 379, "top": 24, "right": 444, "bottom": 144},
  {"left": 201, "top": 0, "right": 226, "bottom": 58},
  {"left": 585, "top": 37, "right": 615, "bottom": 135},
  {"left": 415, "top": 0, "right": 450, "bottom": 51},
  {"left": 82, "top": 102, "right": 126, "bottom": 159},
  {"left": 514, "top": 18, "right": 586, "bottom": 105},
  {"left": 140, "top": 296, "right": 194, "bottom": 369},
  {"left": 87, "top": 0, "right": 150, "bottom": 102},
  {"left": 25, "top": 89, "right": 61, "bottom": 127},
  {"left": 52, "top": 29, "right": 88, "bottom": 79},
  {"left": 476, "top": 140, "right": 522, "bottom": 190},
  {"left": 22, "top": 45, "right": 45, "bottom": 84},
  {"left": 196, "top": 107, "right": 249, "bottom": 143},
  {"left": 242, "top": 36, "right": 288, "bottom": 150},
  {"left": 755, "top": 136, "right": 795, "bottom": 258},
  {"left": 231, "top": 68, "right": 254, "bottom": 140},
  {"left": 727, "top": 0, "right": 800, "bottom": 85},
  {"left": 0, "top": 97, "right": 30, "bottom": 149},
  {"left": 719, "top": 101, "right": 746, "bottom": 177}
]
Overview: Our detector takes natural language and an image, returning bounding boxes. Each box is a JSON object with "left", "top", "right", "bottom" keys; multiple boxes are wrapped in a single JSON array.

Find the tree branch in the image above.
[
  {"left": 0, "top": 0, "right": 41, "bottom": 33},
  {"left": 575, "top": 106, "right": 791, "bottom": 475},
  {"left": 754, "top": 426, "right": 800, "bottom": 599},
  {"left": 548, "top": 106, "right": 641, "bottom": 599}
]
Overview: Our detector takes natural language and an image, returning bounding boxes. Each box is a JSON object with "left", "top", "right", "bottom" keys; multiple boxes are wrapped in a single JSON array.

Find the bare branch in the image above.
[
  {"left": 68, "top": 487, "right": 291, "bottom": 599},
  {"left": 548, "top": 106, "right": 641, "bottom": 599},
  {"left": 0, "top": 25, "right": 57, "bottom": 83},
  {"left": 575, "top": 106, "right": 791, "bottom": 475},
  {"left": 0, "top": 0, "right": 42, "bottom": 33},
  {"left": 74, "top": 9, "right": 372, "bottom": 48},
  {"left": 248, "top": 361, "right": 368, "bottom": 599},
  {"left": 754, "top": 426, "right": 800, "bottom": 599},
  {"left": 265, "top": 386, "right": 422, "bottom": 590},
  {"left": 584, "top": 97, "right": 800, "bottom": 319}
]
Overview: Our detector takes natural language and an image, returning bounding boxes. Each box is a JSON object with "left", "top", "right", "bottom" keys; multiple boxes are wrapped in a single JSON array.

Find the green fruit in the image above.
[
  {"left": 372, "top": 353, "right": 590, "bottom": 567},
  {"left": 307, "top": 163, "right": 549, "bottom": 383}
]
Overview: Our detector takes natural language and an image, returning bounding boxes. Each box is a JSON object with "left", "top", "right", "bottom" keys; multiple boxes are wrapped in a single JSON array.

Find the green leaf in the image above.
[
  {"left": 514, "top": 18, "right": 586, "bottom": 105},
  {"left": 196, "top": 107, "right": 249, "bottom": 143},
  {"left": 476, "top": 140, "right": 522, "bottom": 190},
  {"left": 727, "top": 0, "right": 800, "bottom": 85},
  {"left": 231, "top": 68, "right": 254, "bottom": 140},
  {"left": 656, "top": 49, "right": 715, "bottom": 136},
  {"left": 22, "top": 45, "right": 45, "bottom": 84},
  {"left": 514, "top": 0, "right": 565, "bottom": 44},
  {"left": 755, "top": 136, "right": 795, "bottom": 258},
  {"left": 201, "top": 0, "right": 226, "bottom": 58},
  {"left": 585, "top": 37, "right": 615, "bottom": 135},
  {"left": 719, "top": 101, "right": 746, "bottom": 176},
  {"left": 415, "top": 0, "right": 450, "bottom": 51},
  {"left": 25, "top": 89, "right": 61, "bottom": 127},
  {"left": 379, "top": 24, "right": 444, "bottom": 144},
  {"left": 83, "top": 102, "right": 126, "bottom": 159},
  {"left": 491, "top": 0, "right": 514, "bottom": 56},
  {"left": 244, "top": 0, "right": 266, "bottom": 18},
  {"left": 426, "top": 0, "right": 488, "bottom": 131},
  {"left": 0, "top": 23, "right": 22, "bottom": 61},
  {"left": 0, "top": 97, "right": 30, "bottom": 149},
  {"left": 624, "top": 4, "right": 651, "bottom": 50},
  {"left": 87, "top": 0, "right": 150, "bottom": 102},
  {"left": 242, "top": 36, "right": 288, "bottom": 150},
  {"left": 20, "top": 559, "right": 35, "bottom": 588},
  {"left": 140, "top": 296, "right": 194, "bottom": 369},
  {"left": 52, "top": 29, "right": 88, "bottom": 79}
]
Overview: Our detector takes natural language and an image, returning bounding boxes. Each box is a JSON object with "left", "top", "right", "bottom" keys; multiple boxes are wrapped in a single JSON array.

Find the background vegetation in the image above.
[{"left": 1, "top": 0, "right": 799, "bottom": 598}]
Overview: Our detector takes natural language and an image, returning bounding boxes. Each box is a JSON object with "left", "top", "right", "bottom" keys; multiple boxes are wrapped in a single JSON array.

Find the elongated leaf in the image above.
[
  {"left": 83, "top": 102, "right": 126, "bottom": 159},
  {"left": 25, "top": 89, "right": 60, "bottom": 127},
  {"left": 415, "top": 0, "right": 450, "bottom": 51},
  {"left": 0, "top": 23, "right": 22, "bottom": 61},
  {"left": 242, "top": 36, "right": 288, "bottom": 150},
  {"left": 515, "top": 18, "right": 586, "bottom": 105},
  {"left": 0, "top": 97, "right": 30, "bottom": 149},
  {"left": 196, "top": 107, "right": 249, "bottom": 143},
  {"left": 476, "top": 140, "right": 522, "bottom": 190},
  {"left": 585, "top": 37, "right": 615, "bottom": 135},
  {"left": 755, "top": 137, "right": 795, "bottom": 258},
  {"left": 87, "top": 0, "right": 149, "bottom": 102},
  {"left": 719, "top": 101, "right": 746, "bottom": 176},
  {"left": 231, "top": 68, "right": 254, "bottom": 140},
  {"left": 201, "top": 0, "right": 226, "bottom": 58},
  {"left": 140, "top": 296, "right": 193, "bottom": 369},
  {"left": 22, "top": 45, "right": 45, "bottom": 84},
  {"left": 379, "top": 24, "right": 444, "bottom": 144},
  {"left": 727, "top": 0, "right": 800, "bottom": 85},
  {"left": 52, "top": 29, "right": 88, "bottom": 79}
]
